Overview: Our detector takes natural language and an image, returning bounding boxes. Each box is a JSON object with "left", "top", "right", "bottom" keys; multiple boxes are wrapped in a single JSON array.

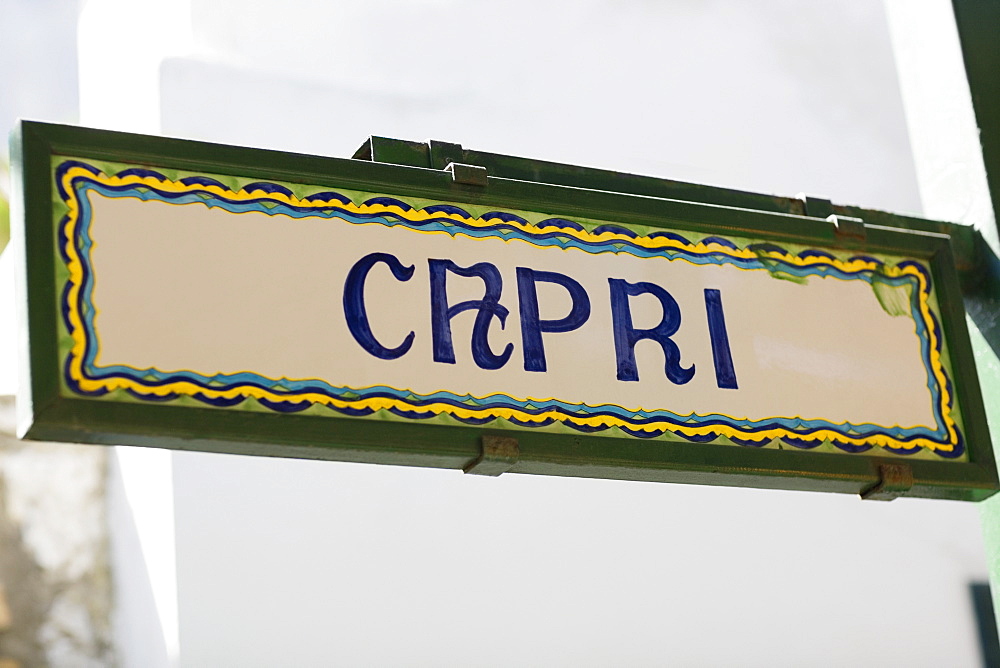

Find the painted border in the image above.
[
  {"left": 16, "top": 122, "right": 997, "bottom": 500},
  {"left": 55, "top": 159, "right": 964, "bottom": 458}
]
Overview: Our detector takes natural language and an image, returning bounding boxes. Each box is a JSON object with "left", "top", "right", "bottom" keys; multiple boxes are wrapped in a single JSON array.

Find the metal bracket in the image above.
[
  {"left": 446, "top": 162, "right": 488, "bottom": 187},
  {"left": 798, "top": 194, "right": 835, "bottom": 219},
  {"left": 829, "top": 214, "right": 866, "bottom": 241},
  {"left": 797, "top": 194, "right": 865, "bottom": 242},
  {"left": 429, "top": 140, "right": 464, "bottom": 169},
  {"left": 860, "top": 463, "right": 913, "bottom": 501},
  {"left": 463, "top": 434, "right": 519, "bottom": 476}
]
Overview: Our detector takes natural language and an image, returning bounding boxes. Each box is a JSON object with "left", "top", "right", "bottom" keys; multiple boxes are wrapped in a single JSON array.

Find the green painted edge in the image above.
[
  {"left": 13, "top": 120, "right": 998, "bottom": 500},
  {"left": 360, "top": 135, "right": 981, "bottom": 275},
  {"left": 53, "top": 153, "right": 963, "bottom": 460}
]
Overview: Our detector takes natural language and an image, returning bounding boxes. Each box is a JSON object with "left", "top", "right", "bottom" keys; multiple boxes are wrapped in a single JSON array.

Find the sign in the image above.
[{"left": 12, "top": 122, "right": 997, "bottom": 499}]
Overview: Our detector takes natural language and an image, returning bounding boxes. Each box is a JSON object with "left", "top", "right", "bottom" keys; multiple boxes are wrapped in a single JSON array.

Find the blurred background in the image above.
[{"left": 0, "top": 0, "right": 996, "bottom": 666}]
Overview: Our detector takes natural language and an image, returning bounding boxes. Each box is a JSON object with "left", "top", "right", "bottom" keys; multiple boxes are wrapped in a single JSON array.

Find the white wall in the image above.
[
  {"left": 0, "top": 4, "right": 115, "bottom": 666},
  {"left": 0, "top": 0, "right": 80, "bottom": 163},
  {"left": 71, "top": 0, "right": 991, "bottom": 665},
  {"left": 166, "top": 0, "right": 921, "bottom": 214}
]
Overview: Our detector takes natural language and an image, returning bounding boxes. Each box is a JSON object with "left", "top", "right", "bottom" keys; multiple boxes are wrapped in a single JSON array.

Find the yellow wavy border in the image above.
[{"left": 57, "top": 164, "right": 960, "bottom": 454}]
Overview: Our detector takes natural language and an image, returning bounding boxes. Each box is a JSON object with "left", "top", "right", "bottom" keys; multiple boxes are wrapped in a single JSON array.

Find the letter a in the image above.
[{"left": 428, "top": 259, "right": 513, "bottom": 370}]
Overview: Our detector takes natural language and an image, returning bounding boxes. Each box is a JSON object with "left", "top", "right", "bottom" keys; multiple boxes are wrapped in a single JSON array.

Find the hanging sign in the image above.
[{"left": 12, "top": 122, "right": 997, "bottom": 499}]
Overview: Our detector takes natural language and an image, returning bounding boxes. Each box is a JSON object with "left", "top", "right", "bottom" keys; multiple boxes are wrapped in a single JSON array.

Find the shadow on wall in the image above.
[{"left": 970, "top": 582, "right": 1000, "bottom": 667}]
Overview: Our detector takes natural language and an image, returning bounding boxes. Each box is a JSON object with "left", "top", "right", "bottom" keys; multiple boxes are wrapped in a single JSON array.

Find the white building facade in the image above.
[{"left": 0, "top": 1, "right": 996, "bottom": 665}]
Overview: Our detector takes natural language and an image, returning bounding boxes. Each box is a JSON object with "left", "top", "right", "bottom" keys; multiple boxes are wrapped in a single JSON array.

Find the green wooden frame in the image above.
[{"left": 10, "top": 120, "right": 998, "bottom": 500}]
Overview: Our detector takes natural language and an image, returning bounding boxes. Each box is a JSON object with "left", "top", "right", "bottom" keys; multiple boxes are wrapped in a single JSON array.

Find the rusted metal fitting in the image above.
[
  {"left": 861, "top": 463, "right": 914, "bottom": 501},
  {"left": 829, "top": 214, "right": 866, "bottom": 241},
  {"left": 464, "top": 434, "right": 519, "bottom": 476}
]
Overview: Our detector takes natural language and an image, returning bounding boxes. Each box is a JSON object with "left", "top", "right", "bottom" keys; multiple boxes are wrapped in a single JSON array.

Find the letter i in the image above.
[{"left": 704, "top": 289, "right": 738, "bottom": 389}]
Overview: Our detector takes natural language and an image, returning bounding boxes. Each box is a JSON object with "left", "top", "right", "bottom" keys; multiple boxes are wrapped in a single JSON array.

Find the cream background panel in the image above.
[{"left": 87, "top": 193, "right": 935, "bottom": 428}]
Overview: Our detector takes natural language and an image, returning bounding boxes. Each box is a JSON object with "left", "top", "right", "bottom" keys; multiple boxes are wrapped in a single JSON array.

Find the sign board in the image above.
[{"left": 11, "top": 122, "right": 997, "bottom": 499}]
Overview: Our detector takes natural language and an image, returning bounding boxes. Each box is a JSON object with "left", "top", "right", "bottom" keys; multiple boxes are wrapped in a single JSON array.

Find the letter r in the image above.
[{"left": 609, "top": 278, "right": 694, "bottom": 384}]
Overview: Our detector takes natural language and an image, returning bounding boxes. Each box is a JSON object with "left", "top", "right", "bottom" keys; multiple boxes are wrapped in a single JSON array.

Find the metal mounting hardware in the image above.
[
  {"left": 429, "top": 140, "right": 464, "bottom": 169},
  {"left": 797, "top": 194, "right": 866, "bottom": 241},
  {"left": 860, "top": 463, "right": 914, "bottom": 501},
  {"left": 464, "top": 434, "right": 519, "bottom": 476},
  {"left": 446, "top": 162, "right": 488, "bottom": 187},
  {"left": 829, "top": 214, "right": 866, "bottom": 241},
  {"left": 798, "top": 194, "right": 835, "bottom": 219}
]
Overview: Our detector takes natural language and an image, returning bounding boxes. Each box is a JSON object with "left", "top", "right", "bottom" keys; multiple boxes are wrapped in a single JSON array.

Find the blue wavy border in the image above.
[{"left": 56, "top": 161, "right": 964, "bottom": 458}]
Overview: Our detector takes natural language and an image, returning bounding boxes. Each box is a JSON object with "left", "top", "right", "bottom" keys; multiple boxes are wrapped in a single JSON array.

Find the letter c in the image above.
[{"left": 343, "top": 252, "right": 415, "bottom": 360}]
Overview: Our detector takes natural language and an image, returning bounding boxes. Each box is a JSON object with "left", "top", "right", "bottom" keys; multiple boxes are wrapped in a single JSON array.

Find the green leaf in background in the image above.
[{"left": 0, "top": 192, "right": 8, "bottom": 253}]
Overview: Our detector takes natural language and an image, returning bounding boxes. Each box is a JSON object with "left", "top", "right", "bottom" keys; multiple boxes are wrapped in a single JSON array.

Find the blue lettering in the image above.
[
  {"left": 609, "top": 278, "right": 694, "bottom": 384},
  {"left": 343, "top": 252, "right": 416, "bottom": 360},
  {"left": 428, "top": 259, "right": 513, "bottom": 370},
  {"left": 704, "top": 288, "right": 738, "bottom": 389},
  {"left": 516, "top": 267, "right": 591, "bottom": 372}
]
